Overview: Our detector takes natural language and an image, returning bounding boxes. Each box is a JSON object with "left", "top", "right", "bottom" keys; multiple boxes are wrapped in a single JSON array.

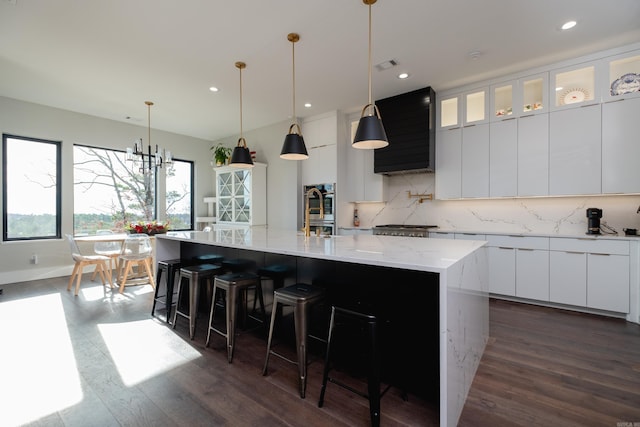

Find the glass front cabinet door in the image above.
[
  {"left": 603, "top": 50, "right": 640, "bottom": 102},
  {"left": 215, "top": 163, "right": 267, "bottom": 226}
]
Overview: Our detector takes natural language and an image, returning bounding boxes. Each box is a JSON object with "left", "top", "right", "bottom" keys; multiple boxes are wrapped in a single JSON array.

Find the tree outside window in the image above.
[{"left": 73, "top": 145, "right": 192, "bottom": 234}]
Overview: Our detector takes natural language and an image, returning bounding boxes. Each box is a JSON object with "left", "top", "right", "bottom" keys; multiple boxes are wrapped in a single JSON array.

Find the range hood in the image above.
[{"left": 373, "top": 86, "right": 436, "bottom": 175}]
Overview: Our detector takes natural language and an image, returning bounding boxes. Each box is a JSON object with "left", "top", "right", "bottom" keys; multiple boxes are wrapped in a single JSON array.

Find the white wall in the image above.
[
  {"left": 0, "top": 96, "right": 213, "bottom": 284},
  {"left": 210, "top": 118, "right": 301, "bottom": 231}
]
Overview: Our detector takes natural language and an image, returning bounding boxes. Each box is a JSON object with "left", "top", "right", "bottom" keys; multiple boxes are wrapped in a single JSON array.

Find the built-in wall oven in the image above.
[{"left": 303, "top": 183, "right": 335, "bottom": 235}]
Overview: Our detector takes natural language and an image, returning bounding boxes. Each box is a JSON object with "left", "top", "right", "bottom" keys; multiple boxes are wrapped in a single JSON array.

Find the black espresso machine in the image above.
[{"left": 586, "top": 208, "right": 602, "bottom": 235}]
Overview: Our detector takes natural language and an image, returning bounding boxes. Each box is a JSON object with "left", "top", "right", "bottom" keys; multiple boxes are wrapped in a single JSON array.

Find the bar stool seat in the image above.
[
  {"left": 262, "top": 283, "right": 326, "bottom": 398},
  {"left": 206, "top": 272, "right": 265, "bottom": 363},
  {"left": 172, "top": 264, "right": 223, "bottom": 339},
  {"left": 151, "top": 258, "right": 182, "bottom": 322},
  {"left": 317, "top": 303, "right": 392, "bottom": 427},
  {"left": 192, "top": 253, "right": 224, "bottom": 266},
  {"left": 222, "top": 258, "right": 256, "bottom": 273}
]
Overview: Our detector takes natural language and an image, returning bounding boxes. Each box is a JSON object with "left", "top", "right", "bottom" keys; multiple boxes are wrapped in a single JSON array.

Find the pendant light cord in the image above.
[
  {"left": 367, "top": 2, "right": 372, "bottom": 108},
  {"left": 292, "top": 37, "right": 297, "bottom": 122},
  {"left": 239, "top": 65, "right": 243, "bottom": 140}
]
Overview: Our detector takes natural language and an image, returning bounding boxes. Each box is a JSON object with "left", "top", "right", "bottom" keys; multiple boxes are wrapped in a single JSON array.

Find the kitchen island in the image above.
[{"left": 156, "top": 227, "right": 489, "bottom": 427}]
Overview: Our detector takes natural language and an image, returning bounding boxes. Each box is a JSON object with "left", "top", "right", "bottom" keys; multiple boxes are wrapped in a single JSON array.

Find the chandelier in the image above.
[{"left": 126, "top": 101, "right": 172, "bottom": 173}]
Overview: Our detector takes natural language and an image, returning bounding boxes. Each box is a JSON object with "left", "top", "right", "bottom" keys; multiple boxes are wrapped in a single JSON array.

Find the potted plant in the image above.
[{"left": 211, "top": 143, "right": 232, "bottom": 166}]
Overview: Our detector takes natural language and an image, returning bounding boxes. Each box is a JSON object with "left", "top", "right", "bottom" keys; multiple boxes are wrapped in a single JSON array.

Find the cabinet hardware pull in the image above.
[
  {"left": 498, "top": 246, "right": 514, "bottom": 250},
  {"left": 580, "top": 103, "right": 598, "bottom": 108},
  {"left": 518, "top": 248, "right": 534, "bottom": 251},
  {"left": 520, "top": 114, "right": 534, "bottom": 118},
  {"left": 565, "top": 251, "right": 584, "bottom": 254},
  {"left": 448, "top": 127, "right": 461, "bottom": 130},
  {"left": 463, "top": 124, "right": 476, "bottom": 128},
  {"left": 501, "top": 117, "right": 516, "bottom": 121},
  {"left": 508, "top": 235, "right": 524, "bottom": 238},
  {"left": 604, "top": 98, "right": 625, "bottom": 104},
  {"left": 590, "top": 253, "right": 610, "bottom": 256}
]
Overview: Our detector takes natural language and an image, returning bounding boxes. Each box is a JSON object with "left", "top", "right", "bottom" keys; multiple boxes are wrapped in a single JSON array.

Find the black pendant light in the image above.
[
  {"left": 230, "top": 61, "right": 255, "bottom": 168},
  {"left": 280, "top": 33, "right": 308, "bottom": 160},
  {"left": 353, "top": 0, "right": 388, "bottom": 149}
]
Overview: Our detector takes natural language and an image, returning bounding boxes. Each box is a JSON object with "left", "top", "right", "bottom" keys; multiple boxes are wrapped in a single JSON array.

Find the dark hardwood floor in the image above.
[{"left": 0, "top": 276, "right": 638, "bottom": 426}]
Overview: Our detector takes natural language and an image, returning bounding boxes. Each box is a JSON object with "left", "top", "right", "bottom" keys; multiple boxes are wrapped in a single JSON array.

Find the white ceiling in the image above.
[{"left": 1, "top": 0, "right": 639, "bottom": 142}]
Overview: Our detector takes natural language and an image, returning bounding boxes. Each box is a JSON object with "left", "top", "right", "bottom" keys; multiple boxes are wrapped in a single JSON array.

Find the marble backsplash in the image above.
[{"left": 343, "top": 173, "right": 640, "bottom": 236}]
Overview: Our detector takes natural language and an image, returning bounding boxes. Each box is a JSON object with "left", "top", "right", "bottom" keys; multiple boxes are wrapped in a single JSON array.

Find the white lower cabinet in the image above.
[
  {"left": 489, "top": 246, "right": 515, "bottom": 295},
  {"left": 549, "top": 250, "right": 587, "bottom": 306},
  {"left": 487, "top": 235, "right": 549, "bottom": 299},
  {"left": 549, "top": 238, "right": 630, "bottom": 313},
  {"left": 516, "top": 248, "right": 549, "bottom": 301},
  {"left": 587, "top": 252, "right": 629, "bottom": 313}
]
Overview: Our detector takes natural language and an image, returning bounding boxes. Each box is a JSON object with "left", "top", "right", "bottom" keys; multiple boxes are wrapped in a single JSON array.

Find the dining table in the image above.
[{"left": 74, "top": 233, "right": 156, "bottom": 288}]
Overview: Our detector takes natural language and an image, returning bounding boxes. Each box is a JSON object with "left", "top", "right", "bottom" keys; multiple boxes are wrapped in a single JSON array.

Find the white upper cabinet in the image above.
[
  {"left": 550, "top": 63, "right": 599, "bottom": 111},
  {"left": 345, "top": 118, "right": 388, "bottom": 202},
  {"left": 435, "top": 128, "right": 462, "bottom": 199},
  {"left": 602, "top": 50, "right": 640, "bottom": 102},
  {"left": 463, "top": 88, "right": 489, "bottom": 125},
  {"left": 602, "top": 96, "right": 640, "bottom": 193},
  {"left": 439, "top": 94, "right": 461, "bottom": 130},
  {"left": 490, "top": 73, "right": 547, "bottom": 121},
  {"left": 489, "top": 118, "right": 517, "bottom": 197},
  {"left": 517, "top": 113, "right": 549, "bottom": 197},
  {"left": 549, "top": 104, "right": 602, "bottom": 195},
  {"left": 215, "top": 163, "right": 267, "bottom": 226},
  {"left": 438, "top": 87, "right": 489, "bottom": 130},
  {"left": 301, "top": 111, "right": 338, "bottom": 185},
  {"left": 461, "top": 123, "right": 490, "bottom": 198}
]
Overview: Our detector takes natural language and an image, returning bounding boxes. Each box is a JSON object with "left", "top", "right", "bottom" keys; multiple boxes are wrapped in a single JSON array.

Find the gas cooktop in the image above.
[
  {"left": 374, "top": 224, "right": 438, "bottom": 229},
  {"left": 373, "top": 224, "right": 438, "bottom": 237}
]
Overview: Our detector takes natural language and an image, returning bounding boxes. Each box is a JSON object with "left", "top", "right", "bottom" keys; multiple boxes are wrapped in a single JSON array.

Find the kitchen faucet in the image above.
[{"left": 304, "top": 187, "right": 324, "bottom": 237}]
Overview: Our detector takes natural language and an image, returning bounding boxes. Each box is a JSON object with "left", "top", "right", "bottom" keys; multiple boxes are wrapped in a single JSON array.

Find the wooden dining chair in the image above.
[
  {"left": 66, "top": 234, "right": 114, "bottom": 296},
  {"left": 118, "top": 234, "right": 155, "bottom": 293}
]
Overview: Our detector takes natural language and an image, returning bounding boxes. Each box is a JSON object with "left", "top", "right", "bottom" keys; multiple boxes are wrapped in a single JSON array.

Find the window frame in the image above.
[
  {"left": 2, "top": 133, "right": 62, "bottom": 241},
  {"left": 165, "top": 157, "right": 195, "bottom": 231}
]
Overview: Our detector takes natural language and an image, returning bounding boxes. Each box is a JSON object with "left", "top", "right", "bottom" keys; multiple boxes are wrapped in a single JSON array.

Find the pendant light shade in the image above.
[
  {"left": 280, "top": 124, "right": 308, "bottom": 159},
  {"left": 280, "top": 32, "right": 309, "bottom": 160},
  {"left": 229, "top": 61, "right": 254, "bottom": 168},
  {"left": 230, "top": 137, "right": 253, "bottom": 168},
  {"left": 353, "top": 0, "right": 388, "bottom": 150},
  {"left": 353, "top": 104, "right": 388, "bottom": 149}
]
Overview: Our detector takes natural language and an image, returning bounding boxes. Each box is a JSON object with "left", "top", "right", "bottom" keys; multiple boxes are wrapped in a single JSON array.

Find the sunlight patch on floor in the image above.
[
  {"left": 98, "top": 319, "right": 202, "bottom": 387},
  {"left": 0, "top": 293, "right": 83, "bottom": 426}
]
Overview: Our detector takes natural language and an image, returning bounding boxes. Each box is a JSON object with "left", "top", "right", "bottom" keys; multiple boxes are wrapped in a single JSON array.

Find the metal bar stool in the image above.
[
  {"left": 193, "top": 253, "right": 224, "bottom": 266},
  {"left": 317, "top": 304, "right": 392, "bottom": 427},
  {"left": 206, "top": 272, "right": 266, "bottom": 363},
  {"left": 222, "top": 258, "right": 256, "bottom": 273},
  {"left": 172, "top": 264, "right": 223, "bottom": 339},
  {"left": 256, "top": 264, "right": 292, "bottom": 318},
  {"left": 262, "top": 283, "right": 326, "bottom": 398},
  {"left": 151, "top": 258, "right": 182, "bottom": 322}
]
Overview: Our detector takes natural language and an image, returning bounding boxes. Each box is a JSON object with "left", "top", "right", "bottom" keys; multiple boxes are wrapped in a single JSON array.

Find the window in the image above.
[
  {"left": 165, "top": 159, "right": 193, "bottom": 230},
  {"left": 73, "top": 145, "right": 193, "bottom": 234},
  {"left": 2, "top": 134, "right": 61, "bottom": 241}
]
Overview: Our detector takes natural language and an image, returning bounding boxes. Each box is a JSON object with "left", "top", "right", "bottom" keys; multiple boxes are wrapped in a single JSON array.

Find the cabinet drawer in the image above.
[
  {"left": 550, "top": 238, "right": 629, "bottom": 255},
  {"left": 487, "top": 235, "right": 549, "bottom": 250},
  {"left": 455, "top": 233, "right": 487, "bottom": 241}
]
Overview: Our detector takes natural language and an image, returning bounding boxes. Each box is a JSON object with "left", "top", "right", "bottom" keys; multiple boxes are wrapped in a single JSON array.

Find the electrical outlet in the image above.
[{"left": 30, "top": 254, "right": 38, "bottom": 265}]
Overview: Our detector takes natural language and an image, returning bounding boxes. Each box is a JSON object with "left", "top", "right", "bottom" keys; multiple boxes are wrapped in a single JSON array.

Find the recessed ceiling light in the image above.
[
  {"left": 209, "top": 86, "right": 219, "bottom": 92},
  {"left": 561, "top": 20, "right": 577, "bottom": 30},
  {"left": 468, "top": 51, "right": 482, "bottom": 60},
  {"left": 398, "top": 73, "right": 409, "bottom": 79},
  {"left": 304, "top": 103, "right": 312, "bottom": 108}
]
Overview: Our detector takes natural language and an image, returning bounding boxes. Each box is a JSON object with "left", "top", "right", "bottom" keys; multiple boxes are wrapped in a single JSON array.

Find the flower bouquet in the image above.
[{"left": 125, "top": 220, "right": 170, "bottom": 235}]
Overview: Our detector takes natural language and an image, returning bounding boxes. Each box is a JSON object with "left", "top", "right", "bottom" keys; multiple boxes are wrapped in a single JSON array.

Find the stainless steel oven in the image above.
[{"left": 303, "top": 183, "right": 335, "bottom": 222}]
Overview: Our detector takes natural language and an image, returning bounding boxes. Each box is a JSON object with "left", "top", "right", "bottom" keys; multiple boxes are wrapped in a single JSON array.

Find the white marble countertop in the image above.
[
  {"left": 430, "top": 228, "right": 640, "bottom": 241},
  {"left": 159, "top": 227, "right": 485, "bottom": 274}
]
